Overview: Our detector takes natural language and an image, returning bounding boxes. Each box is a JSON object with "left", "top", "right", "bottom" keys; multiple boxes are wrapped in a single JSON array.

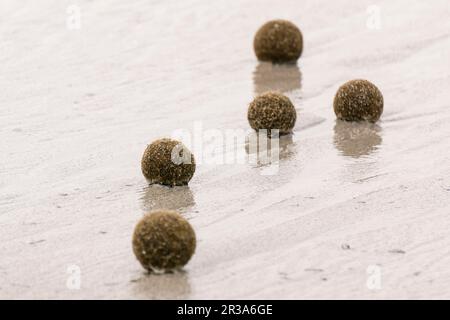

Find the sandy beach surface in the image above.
[{"left": 1, "top": 0, "right": 450, "bottom": 299}]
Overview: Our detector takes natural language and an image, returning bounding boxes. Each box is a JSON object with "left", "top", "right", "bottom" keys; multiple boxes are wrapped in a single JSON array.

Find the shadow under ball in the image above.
[
  {"left": 141, "top": 138, "right": 195, "bottom": 187},
  {"left": 333, "top": 79, "right": 384, "bottom": 123},
  {"left": 132, "top": 210, "right": 196, "bottom": 273},
  {"left": 247, "top": 91, "right": 297, "bottom": 135},
  {"left": 254, "top": 20, "right": 303, "bottom": 63}
]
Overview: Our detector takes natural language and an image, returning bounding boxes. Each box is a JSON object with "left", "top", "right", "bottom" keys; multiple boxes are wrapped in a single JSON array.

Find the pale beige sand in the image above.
[{"left": 1, "top": 0, "right": 450, "bottom": 299}]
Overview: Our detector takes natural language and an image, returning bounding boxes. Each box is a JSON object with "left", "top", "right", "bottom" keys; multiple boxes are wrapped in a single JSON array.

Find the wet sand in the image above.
[{"left": 1, "top": 0, "right": 450, "bottom": 299}]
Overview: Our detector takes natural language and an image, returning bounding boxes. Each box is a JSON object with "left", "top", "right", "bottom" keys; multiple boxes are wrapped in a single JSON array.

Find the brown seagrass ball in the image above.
[
  {"left": 333, "top": 79, "right": 384, "bottom": 123},
  {"left": 132, "top": 210, "right": 196, "bottom": 273},
  {"left": 247, "top": 91, "right": 297, "bottom": 135},
  {"left": 253, "top": 20, "right": 303, "bottom": 63},
  {"left": 141, "top": 138, "right": 195, "bottom": 187}
]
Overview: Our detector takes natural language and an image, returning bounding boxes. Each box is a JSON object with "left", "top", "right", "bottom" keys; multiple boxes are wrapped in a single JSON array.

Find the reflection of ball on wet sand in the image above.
[
  {"left": 132, "top": 210, "right": 196, "bottom": 273},
  {"left": 131, "top": 271, "right": 191, "bottom": 299},
  {"left": 254, "top": 20, "right": 303, "bottom": 63},
  {"left": 141, "top": 138, "right": 195, "bottom": 187},
  {"left": 333, "top": 79, "right": 383, "bottom": 123},
  {"left": 248, "top": 91, "right": 297, "bottom": 135}
]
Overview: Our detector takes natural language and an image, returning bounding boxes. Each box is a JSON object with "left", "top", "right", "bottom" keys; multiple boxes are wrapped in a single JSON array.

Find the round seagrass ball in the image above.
[
  {"left": 253, "top": 20, "right": 303, "bottom": 63},
  {"left": 132, "top": 210, "right": 196, "bottom": 273},
  {"left": 141, "top": 138, "right": 195, "bottom": 187},
  {"left": 247, "top": 91, "right": 297, "bottom": 135},
  {"left": 333, "top": 79, "right": 384, "bottom": 123}
]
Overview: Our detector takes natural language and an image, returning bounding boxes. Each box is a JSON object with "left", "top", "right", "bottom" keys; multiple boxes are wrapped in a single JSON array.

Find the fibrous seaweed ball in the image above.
[
  {"left": 254, "top": 20, "right": 303, "bottom": 63},
  {"left": 141, "top": 138, "right": 195, "bottom": 186},
  {"left": 132, "top": 210, "right": 196, "bottom": 273},
  {"left": 248, "top": 91, "right": 297, "bottom": 135},
  {"left": 333, "top": 79, "right": 383, "bottom": 123}
]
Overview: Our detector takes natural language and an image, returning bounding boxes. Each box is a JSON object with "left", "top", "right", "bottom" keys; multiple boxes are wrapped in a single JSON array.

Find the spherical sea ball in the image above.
[
  {"left": 132, "top": 210, "right": 196, "bottom": 273},
  {"left": 333, "top": 79, "right": 384, "bottom": 123},
  {"left": 141, "top": 138, "right": 195, "bottom": 187},
  {"left": 253, "top": 20, "right": 303, "bottom": 63},
  {"left": 247, "top": 91, "right": 297, "bottom": 135}
]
